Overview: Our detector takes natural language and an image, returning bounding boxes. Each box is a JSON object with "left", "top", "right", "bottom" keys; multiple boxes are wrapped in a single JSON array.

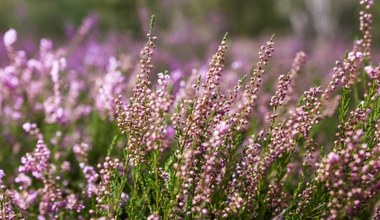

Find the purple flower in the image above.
[
  {"left": 18, "top": 140, "right": 50, "bottom": 179},
  {"left": 328, "top": 152, "right": 340, "bottom": 164},
  {"left": 0, "top": 169, "right": 5, "bottom": 186}
]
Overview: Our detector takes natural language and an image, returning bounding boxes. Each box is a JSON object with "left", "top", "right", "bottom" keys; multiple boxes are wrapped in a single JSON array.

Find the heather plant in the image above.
[{"left": 1, "top": 0, "right": 380, "bottom": 220}]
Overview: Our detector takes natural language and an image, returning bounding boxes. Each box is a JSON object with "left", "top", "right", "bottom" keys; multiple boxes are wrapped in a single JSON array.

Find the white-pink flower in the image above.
[
  {"left": 364, "top": 65, "right": 375, "bottom": 78},
  {"left": 3, "top": 29, "right": 17, "bottom": 48},
  {"left": 0, "top": 169, "right": 5, "bottom": 184}
]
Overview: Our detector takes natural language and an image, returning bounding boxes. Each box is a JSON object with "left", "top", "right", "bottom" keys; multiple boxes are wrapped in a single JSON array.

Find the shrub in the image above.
[{"left": 1, "top": 0, "right": 380, "bottom": 219}]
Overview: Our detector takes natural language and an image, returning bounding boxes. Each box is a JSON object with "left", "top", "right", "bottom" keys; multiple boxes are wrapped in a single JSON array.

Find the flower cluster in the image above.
[
  {"left": 96, "top": 157, "right": 120, "bottom": 213},
  {"left": 18, "top": 139, "right": 51, "bottom": 179},
  {"left": 323, "top": 48, "right": 363, "bottom": 99},
  {"left": 315, "top": 117, "right": 380, "bottom": 219},
  {"left": 359, "top": 0, "right": 373, "bottom": 59},
  {"left": 115, "top": 22, "right": 173, "bottom": 166}
]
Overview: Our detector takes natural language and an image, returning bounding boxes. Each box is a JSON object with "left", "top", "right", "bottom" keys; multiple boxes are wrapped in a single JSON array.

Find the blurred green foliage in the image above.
[
  {"left": 2, "top": 0, "right": 283, "bottom": 38},
  {"left": 0, "top": 0, "right": 142, "bottom": 38}
]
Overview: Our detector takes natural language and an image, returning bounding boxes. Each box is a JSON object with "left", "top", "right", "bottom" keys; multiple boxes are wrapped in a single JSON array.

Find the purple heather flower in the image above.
[
  {"left": 10, "top": 190, "right": 39, "bottom": 210},
  {"left": 328, "top": 152, "right": 340, "bottom": 164},
  {"left": 14, "top": 173, "right": 32, "bottom": 187},
  {"left": 166, "top": 125, "right": 175, "bottom": 140},
  {"left": 18, "top": 140, "right": 50, "bottom": 179},
  {"left": 0, "top": 169, "right": 5, "bottom": 186}
]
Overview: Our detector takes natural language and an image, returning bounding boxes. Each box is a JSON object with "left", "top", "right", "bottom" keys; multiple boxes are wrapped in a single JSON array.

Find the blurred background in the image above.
[
  {"left": 1, "top": 0, "right": 380, "bottom": 75},
  {"left": 1, "top": 0, "right": 380, "bottom": 40}
]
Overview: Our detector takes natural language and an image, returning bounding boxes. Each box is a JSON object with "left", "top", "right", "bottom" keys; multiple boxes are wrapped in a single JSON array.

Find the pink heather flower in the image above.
[
  {"left": 15, "top": 173, "right": 32, "bottom": 187},
  {"left": 73, "top": 143, "right": 90, "bottom": 162},
  {"left": 348, "top": 51, "right": 363, "bottom": 61},
  {"left": 328, "top": 152, "right": 340, "bottom": 163},
  {"left": 22, "top": 122, "right": 33, "bottom": 133},
  {"left": 61, "top": 161, "right": 71, "bottom": 172},
  {"left": 18, "top": 140, "right": 50, "bottom": 179},
  {"left": 360, "top": 0, "right": 374, "bottom": 8},
  {"left": 40, "top": 38, "right": 52, "bottom": 51},
  {"left": 96, "top": 57, "right": 125, "bottom": 118},
  {"left": 2, "top": 66, "right": 19, "bottom": 89},
  {"left": 3, "top": 29, "right": 17, "bottom": 48},
  {"left": 10, "top": 190, "right": 39, "bottom": 210},
  {"left": 65, "top": 194, "right": 84, "bottom": 212},
  {"left": 147, "top": 213, "right": 160, "bottom": 220},
  {"left": 0, "top": 169, "right": 5, "bottom": 185},
  {"left": 214, "top": 121, "right": 229, "bottom": 136},
  {"left": 80, "top": 163, "right": 99, "bottom": 197},
  {"left": 50, "top": 61, "right": 60, "bottom": 83},
  {"left": 365, "top": 65, "right": 373, "bottom": 74},
  {"left": 78, "top": 16, "right": 95, "bottom": 36},
  {"left": 166, "top": 125, "right": 175, "bottom": 140},
  {"left": 364, "top": 65, "right": 377, "bottom": 78},
  {"left": 22, "top": 122, "right": 43, "bottom": 139}
]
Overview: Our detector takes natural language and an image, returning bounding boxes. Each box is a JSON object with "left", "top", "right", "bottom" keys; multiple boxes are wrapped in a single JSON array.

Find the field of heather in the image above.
[{"left": 1, "top": 0, "right": 380, "bottom": 219}]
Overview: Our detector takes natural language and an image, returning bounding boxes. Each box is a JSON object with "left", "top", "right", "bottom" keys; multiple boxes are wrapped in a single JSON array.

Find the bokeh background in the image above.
[
  {"left": 2, "top": 0, "right": 380, "bottom": 71},
  {"left": 2, "top": 0, "right": 380, "bottom": 113},
  {"left": 1, "top": 0, "right": 380, "bottom": 40},
  {"left": 1, "top": 0, "right": 380, "bottom": 92}
]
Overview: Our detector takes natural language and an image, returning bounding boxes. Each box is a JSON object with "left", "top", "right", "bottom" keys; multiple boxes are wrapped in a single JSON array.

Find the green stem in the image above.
[{"left": 153, "top": 150, "right": 161, "bottom": 212}]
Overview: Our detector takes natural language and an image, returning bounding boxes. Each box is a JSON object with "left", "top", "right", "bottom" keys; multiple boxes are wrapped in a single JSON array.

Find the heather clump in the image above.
[{"left": 1, "top": 1, "right": 380, "bottom": 220}]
